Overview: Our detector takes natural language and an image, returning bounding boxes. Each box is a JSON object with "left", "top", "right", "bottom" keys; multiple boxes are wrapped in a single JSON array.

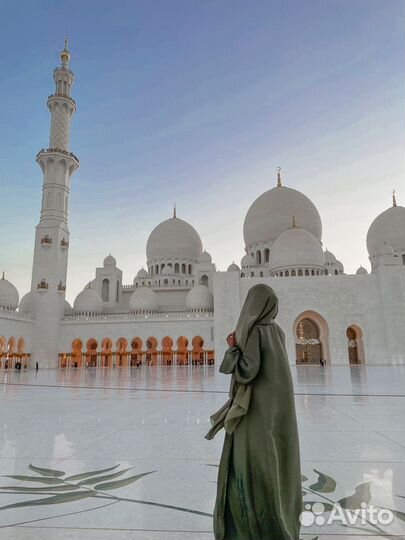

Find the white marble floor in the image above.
[{"left": 0, "top": 365, "right": 404, "bottom": 539}]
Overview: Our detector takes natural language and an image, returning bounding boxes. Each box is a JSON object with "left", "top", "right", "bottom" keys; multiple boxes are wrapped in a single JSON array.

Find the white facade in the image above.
[{"left": 1, "top": 45, "right": 405, "bottom": 368}]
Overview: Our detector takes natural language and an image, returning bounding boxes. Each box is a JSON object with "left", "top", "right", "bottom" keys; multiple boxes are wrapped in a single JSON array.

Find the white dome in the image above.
[
  {"left": 162, "top": 265, "right": 174, "bottom": 276},
  {"left": 186, "top": 284, "right": 213, "bottom": 310},
  {"left": 129, "top": 287, "right": 158, "bottom": 311},
  {"left": 243, "top": 185, "right": 322, "bottom": 248},
  {"left": 269, "top": 227, "right": 325, "bottom": 272},
  {"left": 356, "top": 265, "right": 368, "bottom": 275},
  {"left": 367, "top": 205, "right": 405, "bottom": 256},
  {"left": 227, "top": 262, "right": 240, "bottom": 272},
  {"left": 0, "top": 275, "right": 19, "bottom": 309},
  {"left": 377, "top": 243, "right": 395, "bottom": 256},
  {"left": 74, "top": 287, "right": 103, "bottom": 313},
  {"left": 103, "top": 254, "right": 116, "bottom": 267},
  {"left": 241, "top": 254, "right": 255, "bottom": 268},
  {"left": 200, "top": 250, "right": 212, "bottom": 263},
  {"left": 63, "top": 299, "right": 73, "bottom": 315},
  {"left": 324, "top": 249, "right": 336, "bottom": 264},
  {"left": 19, "top": 291, "right": 35, "bottom": 313},
  {"left": 136, "top": 267, "right": 148, "bottom": 279},
  {"left": 146, "top": 216, "right": 203, "bottom": 261}
]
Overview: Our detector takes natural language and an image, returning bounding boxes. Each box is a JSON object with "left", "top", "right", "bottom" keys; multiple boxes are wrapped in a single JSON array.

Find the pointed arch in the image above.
[{"left": 293, "top": 310, "right": 330, "bottom": 365}]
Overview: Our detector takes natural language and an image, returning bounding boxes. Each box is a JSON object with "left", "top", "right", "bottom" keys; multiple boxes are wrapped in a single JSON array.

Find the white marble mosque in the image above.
[
  {"left": 1, "top": 41, "right": 405, "bottom": 540},
  {"left": 0, "top": 41, "right": 405, "bottom": 371}
]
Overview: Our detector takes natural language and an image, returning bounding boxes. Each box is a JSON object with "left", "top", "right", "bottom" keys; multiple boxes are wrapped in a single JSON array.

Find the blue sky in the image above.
[{"left": 0, "top": 0, "right": 404, "bottom": 302}]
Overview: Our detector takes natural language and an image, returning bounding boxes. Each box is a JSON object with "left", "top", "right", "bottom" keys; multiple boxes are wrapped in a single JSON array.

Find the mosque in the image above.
[{"left": 1, "top": 43, "right": 405, "bottom": 369}]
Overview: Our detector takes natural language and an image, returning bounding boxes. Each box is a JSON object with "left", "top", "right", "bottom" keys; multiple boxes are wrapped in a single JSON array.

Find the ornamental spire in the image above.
[
  {"left": 392, "top": 190, "right": 397, "bottom": 207},
  {"left": 60, "top": 35, "right": 70, "bottom": 66},
  {"left": 173, "top": 203, "right": 177, "bottom": 218},
  {"left": 277, "top": 167, "right": 282, "bottom": 187}
]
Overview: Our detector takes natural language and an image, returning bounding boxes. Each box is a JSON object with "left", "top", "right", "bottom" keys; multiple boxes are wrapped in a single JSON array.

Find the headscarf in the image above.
[
  {"left": 235, "top": 284, "right": 279, "bottom": 351},
  {"left": 205, "top": 284, "right": 279, "bottom": 439}
]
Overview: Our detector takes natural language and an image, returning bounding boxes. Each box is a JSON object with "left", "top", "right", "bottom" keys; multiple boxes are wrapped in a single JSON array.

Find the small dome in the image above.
[
  {"left": 227, "top": 262, "right": 240, "bottom": 272},
  {"left": 146, "top": 216, "right": 203, "bottom": 261},
  {"left": 243, "top": 185, "right": 322, "bottom": 249},
  {"left": 367, "top": 204, "right": 405, "bottom": 256},
  {"left": 241, "top": 254, "right": 255, "bottom": 268},
  {"left": 162, "top": 265, "right": 174, "bottom": 276},
  {"left": 0, "top": 274, "right": 19, "bottom": 309},
  {"left": 200, "top": 250, "right": 212, "bottom": 263},
  {"left": 103, "top": 254, "right": 116, "bottom": 267},
  {"left": 73, "top": 287, "right": 103, "bottom": 313},
  {"left": 186, "top": 284, "right": 213, "bottom": 310},
  {"left": 129, "top": 287, "right": 158, "bottom": 312},
  {"left": 324, "top": 249, "right": 337, "bottom": 264},
  {"left": 269, "top": 227, "right": 324, "bottom": 272},
  {"left": 19, "top": 291, "right": 35, "bottom": 313},
  {"left": 136, "top": 267, "right": 148, "bottom": 279},
  {"left": 356, "top": 265, "right": 368, "bottom": 275}
]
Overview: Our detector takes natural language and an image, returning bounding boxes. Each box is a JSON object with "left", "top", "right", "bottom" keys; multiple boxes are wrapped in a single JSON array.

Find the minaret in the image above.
[
  {"left": 31, "top": 37, "right": 79, "bottom": 293},
  {"left": 30, "top": 39, "right": 79, "bottom": 368}
]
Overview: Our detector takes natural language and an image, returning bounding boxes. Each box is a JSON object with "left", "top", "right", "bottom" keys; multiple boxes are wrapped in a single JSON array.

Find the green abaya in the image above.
[{"left": 209, "top": 284, "right": 302, "bottom": 540}]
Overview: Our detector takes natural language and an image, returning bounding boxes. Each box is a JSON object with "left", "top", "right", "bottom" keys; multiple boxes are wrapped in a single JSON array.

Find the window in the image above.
[{"left": 101, "top": 279, "right": 109, "bottom": 302}]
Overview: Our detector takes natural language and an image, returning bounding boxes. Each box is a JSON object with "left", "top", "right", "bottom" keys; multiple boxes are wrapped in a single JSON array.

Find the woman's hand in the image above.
[{"left": 226, "top": 331, "right": 237, "bottom": 348}]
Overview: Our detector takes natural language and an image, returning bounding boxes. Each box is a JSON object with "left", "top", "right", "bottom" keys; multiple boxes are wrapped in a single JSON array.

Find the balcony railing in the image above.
[
  {"left": 48, "top": 93, "right": 76, "bottom": 106},
  {"left": 36, "top": 148, "right": 79, "bottom": 164},
  {"left": 41, "top": 236, "right": 52, "bottom": 245},
  {"left": 37, "top": 280, "right": 49, "bottom": 290}
]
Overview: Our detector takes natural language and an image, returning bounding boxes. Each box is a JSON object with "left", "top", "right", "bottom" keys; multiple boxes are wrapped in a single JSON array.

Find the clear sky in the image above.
[{"left": 0, "top": 0, "right": 404, "bottom": 303}]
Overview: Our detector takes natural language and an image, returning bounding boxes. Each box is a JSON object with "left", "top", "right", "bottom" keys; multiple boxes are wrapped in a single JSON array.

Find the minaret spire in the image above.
[
  {"left": 60, "top": 35, "right": 70, "bottom": 67},
  {"left": 173, "top": 203, "right": 177, "bottom": 218},
  {"left": 392, "top": 190, "right": 397, "bottom": 207},
  {"left": 277, "top": 167, "right": 282, "bottom": 187}
]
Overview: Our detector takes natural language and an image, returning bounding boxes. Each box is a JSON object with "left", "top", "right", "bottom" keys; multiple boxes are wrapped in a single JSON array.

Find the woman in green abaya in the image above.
[{"left": 206, "top": 284, "right": 302, "bottom": 540}]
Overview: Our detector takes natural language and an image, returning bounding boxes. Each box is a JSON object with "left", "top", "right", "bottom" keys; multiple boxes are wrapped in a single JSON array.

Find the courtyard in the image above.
[{"left": 0, "top": 365, "right": 404, "bottom": 539}]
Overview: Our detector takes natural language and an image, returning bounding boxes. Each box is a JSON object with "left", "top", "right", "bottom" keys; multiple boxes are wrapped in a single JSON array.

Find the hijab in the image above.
[
  {"left": 235, "top": 284, "right": 279, "bottom": 350},
  {"left": 205, "top": 284, "right": 279, "bottom": 439}
]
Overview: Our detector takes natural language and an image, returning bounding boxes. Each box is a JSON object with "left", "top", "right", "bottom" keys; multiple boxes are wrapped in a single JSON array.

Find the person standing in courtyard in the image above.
[{"left": 206, "top": 284, "right": 302, "bottom": 540}]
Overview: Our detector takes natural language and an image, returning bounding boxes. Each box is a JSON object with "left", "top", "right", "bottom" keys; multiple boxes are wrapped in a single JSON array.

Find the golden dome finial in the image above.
[
  {"left": 173, "top": 202, "right": 177, "bottom": 218},
  {"left": 392, "top": 189, "right": 397, "bottom": 207},
  {"left": 60, "top": 35, "right": 70, "bottom": 65},
  {"left": 277, "top": 167, "right": 282, "bottom": 187},
  {"left": 292, "top": 215, "right": 297, "bottom": 228}
]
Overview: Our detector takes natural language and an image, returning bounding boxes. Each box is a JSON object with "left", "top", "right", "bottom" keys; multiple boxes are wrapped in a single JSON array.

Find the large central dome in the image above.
[
  {"left": 146, "top": 216, "right": 203, "bottom": 261},
  {"left": 243, "top": 185, "right": 322, "bottom": 248}
]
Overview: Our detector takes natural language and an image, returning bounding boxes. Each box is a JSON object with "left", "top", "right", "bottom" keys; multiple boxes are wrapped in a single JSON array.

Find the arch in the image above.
[
  {"left": 101, "top": 278, "right": 110, "bottom": 302},
  {"left": 304, "top": 269, "right": 309, "bottom": 276},
  {"left": 192, "top": 336, "right": 204, "bottom": 365},
  {"left": 291, "top": 269, "right": 296, "bottom": 276},
  {"left": 71, "top": 339, "right": 83, "bottom": 368},
  {"left": 346, "top": 325, "right": 365, "bottom": 364},
  {"left": 7, "top": 337, "right": 16, "bottom": 354},
  {"left": 86, "top": 338, "right": 98, "bottom": 367},
  {"left": 146, "top": 337, "right": 158, "bottom": 366},
  {"left": 256, "top": 250, "right": 262, "bottom": 265},
  {"left": 264, "top": 248, "right": 270, "bottom": 263},
  {"left": 176, "top": 336, "right": 189, "bottom": 366},
  {"left": 116, "top": 337, "right": 128, "bottom": 367},
  {"left": 174, "top": 263, "right": 180, "bottom": 274},
  {"left": 130, "top": 337, "right": 143, "bottom": 367},
  {"left": 161, "top": 336, "right": 174, "bottom": 366},
  {"left": 293, "top": 310, "right": 330, "bottom": 365},
  {"left": 298, "top": 269, "right": 303, "bottom": 276},
  {"left": 101, "top": 338, "right": 113, "bottom": 368},
  {"left": 155, "top": 264, "right": 159, "bottom": 275},
  {"left": 181, "top": 263, "right": 186, "bottom": 274},
  {"left": 188, "top": 264, "right": 192, "bottom": 275},
  {"left": 285, "top": 270, "right": 289, "bottom": 277},
  {"left": 17, "top": 337, "right": 25, "bottom": 353},
  {"left": 200, "top": 275, "right": 209, "bottom": 287}
]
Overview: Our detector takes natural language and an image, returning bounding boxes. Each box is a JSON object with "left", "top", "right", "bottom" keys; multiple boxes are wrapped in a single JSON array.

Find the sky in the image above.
[{"left": 0, "top": 0, "right": 404, "bottom": 303}]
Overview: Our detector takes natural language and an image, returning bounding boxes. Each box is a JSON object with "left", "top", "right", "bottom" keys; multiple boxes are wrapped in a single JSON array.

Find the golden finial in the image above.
[
  {"left": 277, "top": 167, "right": 282, "bottom": 187},
  {"left": 392, "top": 189, "right": 397, "bottom": 207},
  {"left": 292, "top": 215, "right": 297, "bottom": 228},
  {"left": 173, "top": 203, "right": 177, "bottom": 218},
  {"left": 60, "top": 35, "right": 70, "bottom": 65}
]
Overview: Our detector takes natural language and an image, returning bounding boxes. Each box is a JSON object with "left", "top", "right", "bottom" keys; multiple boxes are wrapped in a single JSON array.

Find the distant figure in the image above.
[
  {"left": 206, "top": 284, "right": 302, "bottom": 540},
  {"left": 320, "top": 358, "right": 324, "bottom": 367},
  {"left": 35, "top": 361, "right": 39, "bottom": 371}
]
